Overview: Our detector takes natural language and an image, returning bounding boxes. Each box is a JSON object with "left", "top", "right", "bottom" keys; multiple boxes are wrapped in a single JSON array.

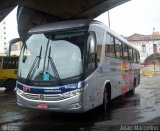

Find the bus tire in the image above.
[
  {"left": 127, "top": 79, "right": 136, "bottom": 96},
  {"left": 102, "top": 84, "right": 111, "bottom": 112},
  {"left": 102, "top": 88, "right": 108, "bottom": 111},
  {"left": 129, "top": 87, "right": 135, "bottom": 95},
  {"left": 5, "top": 79, "right": 16, "bottom": 91}
]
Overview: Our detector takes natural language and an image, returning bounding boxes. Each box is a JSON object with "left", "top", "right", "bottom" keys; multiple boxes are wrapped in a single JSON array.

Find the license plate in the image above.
[{"left": 37, "top": 104, "right": 48, "bottom": 109}]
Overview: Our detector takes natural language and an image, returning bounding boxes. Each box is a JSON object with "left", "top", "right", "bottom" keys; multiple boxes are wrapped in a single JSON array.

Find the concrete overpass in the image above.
[{"left": 0, "top": 0, "right": 130, "bottom": 39}]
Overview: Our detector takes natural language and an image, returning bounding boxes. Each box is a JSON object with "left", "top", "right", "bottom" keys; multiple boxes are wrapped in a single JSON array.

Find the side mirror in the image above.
[
  {"left": 7, "top": 38, "right": 22, "bottom": 56},
  {"left": 90, "top": 36, "right": 96, "bottom": 53},
  {"left": 88, "top": 32, "right": 96, "bottom": 54}
]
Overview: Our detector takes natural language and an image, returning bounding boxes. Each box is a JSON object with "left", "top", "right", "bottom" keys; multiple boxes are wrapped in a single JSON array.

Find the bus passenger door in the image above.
[{"left": 83, "top": 31, "right": 99, "bottom": 110}]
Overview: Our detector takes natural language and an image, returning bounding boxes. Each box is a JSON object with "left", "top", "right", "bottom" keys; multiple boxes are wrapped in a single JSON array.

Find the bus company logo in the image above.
[
  {"left": 39, "top": 94, "right": 45, "bottom": 100},
  {"left": 22, "top": 85, "right": 30, "bottom": 92},
  {"left": 1, "top": 125, "right": 7, "bottom": 131}
]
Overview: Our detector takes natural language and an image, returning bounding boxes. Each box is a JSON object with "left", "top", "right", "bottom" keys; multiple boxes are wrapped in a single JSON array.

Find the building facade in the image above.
[
  {"left": 127, "top": 33, "right": 160, "bottom": 64},
  {"left": 0, "top": 19, "right": 21, "bottom": 56},
  {"left": 0, "top": 20, "right": 7, "bottom": 55}
]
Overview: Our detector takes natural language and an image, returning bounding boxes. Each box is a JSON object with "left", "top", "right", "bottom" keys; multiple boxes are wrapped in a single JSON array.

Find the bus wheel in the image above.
[
  {"left": 127, "top": 79, "right": 136, "bottom": 96},
  {"left": 102, "top": 88, "right": 109, "bottom": 112},
  {"left": 129, "top": 87, "right": 135, "bottom": 95},
  {"left": 5, "top": 79, "right": 16, "bottom": 91}
]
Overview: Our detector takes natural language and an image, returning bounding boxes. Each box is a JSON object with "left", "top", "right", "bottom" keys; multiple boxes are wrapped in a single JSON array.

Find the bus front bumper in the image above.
[{"left": 16, "top": 90, "right": 84, "bottom": 113}]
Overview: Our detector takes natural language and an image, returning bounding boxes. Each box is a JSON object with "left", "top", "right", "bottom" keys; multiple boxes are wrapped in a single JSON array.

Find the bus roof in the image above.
[
  {"left": 28, "top": 19, "right": 138, "bottom": 52},
  {"left": 90, "top": 21, "right": 139, "bottom": 51},
  {"left": 28, "top": 19, "right": 91, "bottom": 34},
  {"left": 106, "top": 26, "right": 138, "bottom": 51}
]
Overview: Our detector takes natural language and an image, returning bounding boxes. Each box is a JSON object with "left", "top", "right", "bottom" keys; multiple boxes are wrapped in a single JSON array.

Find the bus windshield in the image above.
[{"left": 18, "top": 31, "right": 86, "bottom": 85}]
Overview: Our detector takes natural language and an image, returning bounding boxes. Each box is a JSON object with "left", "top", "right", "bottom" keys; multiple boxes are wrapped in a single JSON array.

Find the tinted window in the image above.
[
  {"left": 115, "top": 39, "right": 122, "bottom": 59},
  {"left": 136, "top": 51, "right": 140, "bottom": 63},
  {"left": 122, "top": 44, "right": 128, "bottom": 60},
  {"left": 128, "top": 47, "right": 133, "bottom": 62},
  {"left": 105, "top": 34, "right": 115, "bottom": 58},
  {"left": 97, "top": 42, "right": 102, "bottom": 66},
  {"left": 2, "top": 57, "right": 18, "bottom": 69},
  {"left": 132, "top": 49, "right": 137, "bottom": 62}
]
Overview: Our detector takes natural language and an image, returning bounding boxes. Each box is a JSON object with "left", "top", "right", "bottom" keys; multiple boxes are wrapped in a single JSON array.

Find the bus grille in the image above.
[{"left": 21, "top": 93, "right": 70, "bottom": 101}]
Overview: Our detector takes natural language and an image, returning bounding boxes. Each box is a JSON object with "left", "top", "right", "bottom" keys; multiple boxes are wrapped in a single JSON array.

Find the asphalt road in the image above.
[{"left": 0, "top": 77, "right": 160, "bottom": 131}]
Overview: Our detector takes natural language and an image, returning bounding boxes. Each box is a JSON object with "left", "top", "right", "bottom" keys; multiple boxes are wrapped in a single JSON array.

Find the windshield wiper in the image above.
[
  {"left": 47, "top": 46, "right": 60, "bottom": 80},
  {"left": 27, "top": 46, "right": 42, "bottom": 80}
]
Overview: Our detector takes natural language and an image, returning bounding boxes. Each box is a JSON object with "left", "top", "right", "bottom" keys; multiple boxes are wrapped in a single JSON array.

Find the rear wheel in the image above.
[
  {"left": 5, "top": 79, "right": 16, "bottom": 91},
  {"left": 126, "top": 79, "right": 136, "bottom": 96},
  {"left": 129, "top": 87, "right": 135, "bottom": 95}
]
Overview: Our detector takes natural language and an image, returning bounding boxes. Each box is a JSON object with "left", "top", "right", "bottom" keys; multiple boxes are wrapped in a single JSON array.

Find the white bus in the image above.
[{"left": 16, "top": 20, "right": 140, "bottom": 113}]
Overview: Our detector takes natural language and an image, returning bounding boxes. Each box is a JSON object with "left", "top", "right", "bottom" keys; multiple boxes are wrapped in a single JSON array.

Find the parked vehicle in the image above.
[
  {"left": 0, "top": 38, "right": 22, "bottom": 90},
  {"left": 0, "top": 56, "right": 18, "bottom": 90},
  {"left": 16, "top": 20, "right": 140, "bottom": 112}
]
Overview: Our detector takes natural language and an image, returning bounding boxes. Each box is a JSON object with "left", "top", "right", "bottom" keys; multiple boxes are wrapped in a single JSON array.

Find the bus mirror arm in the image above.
[
  {"left": 22, "top": 56, "right": 27, "bottom": 63},
  {"left": 7, "top": 38, "right": 22, "bottom": 56}
]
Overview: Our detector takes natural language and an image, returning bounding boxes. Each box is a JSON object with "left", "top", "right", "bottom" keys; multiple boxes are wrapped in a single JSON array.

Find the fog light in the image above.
[
  {"left": 17, "top": 88, "right": 24, "bottom": 95},
  {"left": 72, "top": 102, "right": 81, "bottom": 109},
  {"left": 63, "top": 89, "right": 82, "bottom": 97}
]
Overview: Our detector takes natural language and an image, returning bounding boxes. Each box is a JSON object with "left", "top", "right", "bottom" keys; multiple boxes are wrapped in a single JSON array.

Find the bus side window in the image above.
[
  {"left": 5, "top": 59, "right": 9, "bottom": 69},
  {"left": 96, "top": 43, "right": 102, "bottom": 66},
  {"left": 136, "top": 51, "right": 140, "bottom": 63},
  {"left": 85, "top": 32, "right": 97, "bottom": 76},
  {"left": 3, "top": 59, "right": 7, "bottom": 69},
  {"left": 122, "top": 44, "right": 129, "bottom": 60},
  {"left": 105, "top": 34, "right": 115, "bottom": 58},
  {"left": 133, "top": 49, "right": 137, "bottom": 62},
  {"left": 129, "top": 47, "right": 133, "bottom": 62},
  {"left": 115, "top": 39, "right": 122, "bottom": 59}
]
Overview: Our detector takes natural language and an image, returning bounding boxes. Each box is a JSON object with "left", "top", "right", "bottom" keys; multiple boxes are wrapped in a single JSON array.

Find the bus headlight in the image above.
[{"left": 63, "top": 89, "right": 82, "bottom": 97}]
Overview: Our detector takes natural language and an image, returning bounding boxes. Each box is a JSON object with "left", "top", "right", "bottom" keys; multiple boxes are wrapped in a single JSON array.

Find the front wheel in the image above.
[
  {"left": 102, "top": 88, "right": 109, "bottom": 112},
  {"left": 5, "top": 79, "right": 16, "bottom": 91}
]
